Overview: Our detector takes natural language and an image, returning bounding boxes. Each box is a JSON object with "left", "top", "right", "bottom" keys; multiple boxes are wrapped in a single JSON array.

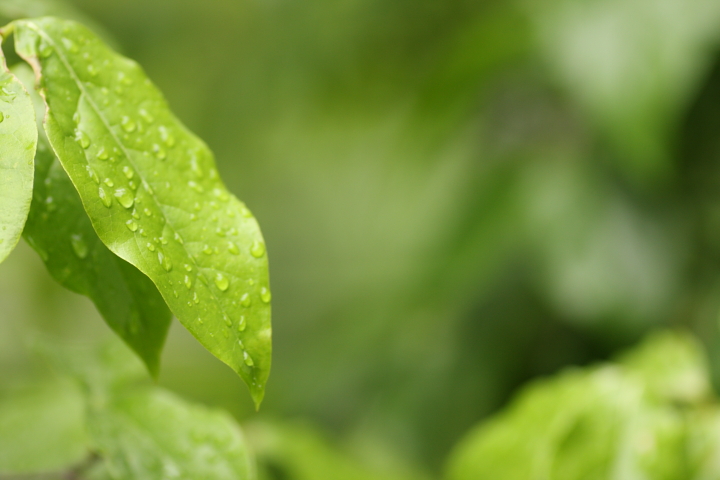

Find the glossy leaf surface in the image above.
[
  {"left": 13, "top": 63, "right": 172, "bottom": 377},
  {"left": 13, "top": 17, "right": 271, "bottom": 405},
  {"left": 0, "top": 32, "right": 36, "bottom": 264}
]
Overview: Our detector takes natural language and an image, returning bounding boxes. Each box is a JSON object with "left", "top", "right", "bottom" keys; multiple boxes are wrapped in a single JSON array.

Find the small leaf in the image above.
[
  {"left": 13, "top": 17, "right": 271, "bottom": 406},
  {"left": 0, "top": 30, "right": 36, "bottom": 264},
  {"left": 87, "top": 387, "right": 256, "bottom": 480},
  {"left": 13, "top": 63, "right": 172, "bottom": 377}
]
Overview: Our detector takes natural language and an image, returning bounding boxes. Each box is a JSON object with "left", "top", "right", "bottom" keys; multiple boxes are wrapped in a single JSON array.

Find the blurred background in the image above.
[{"left": 4, "top": 0, "right": 720, "bottom": 477}]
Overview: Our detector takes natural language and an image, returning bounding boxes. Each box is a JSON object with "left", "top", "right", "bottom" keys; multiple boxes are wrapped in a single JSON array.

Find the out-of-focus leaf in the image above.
[
  {"left": 445, "top": 331, "right": 706, "bottom": 480},
  {"left": 618, "top": 330, "right": 711, "bottom": 404},
  {"left": 13, "top": 63, "right": 172, "bottom": 377},
  {"left": 25, "top": 338, "right": 257, "bottom": 480},
  {"left": 0, "top": 32, "right": 36, "bottom": 264},
  {"left": 0, "top": 378, "right": 88, "bottom": 474},
  {"left": 87, "top": 387, "right": 255, "bottom": 480},
  {"left": 247, "top": 420, "right": 426, "bottom": 480},
  {"left": 524, "top": 0, "right": 720, "bottom": 182},
  {"left": 13, "top": 17, "right": 271, "bottom": 406}
]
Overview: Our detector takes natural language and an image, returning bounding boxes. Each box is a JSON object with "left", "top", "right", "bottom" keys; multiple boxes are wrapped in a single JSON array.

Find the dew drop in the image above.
[
  {"left": 121, "top": 116, "right": 136, "bottom": 132},
  {"left": 86, "top": 165, "right": 100, "bottom": 184},
  {"left": 197, "top": 317, "right": 203, "bottom": 324},
  {"left": 139, "top": 108, "right": 154, "bottom": 124},
  {"left": 184, "top": 275, "right": 193, "bottom": 289},
  {"left": 75, "top": 130, "right": 91, "bottom": 149},
  {"left": 174, "top": 233, "right": 184, "bottom": 245},
  {"left": 260, "top": 287, "right": 271, "bottom": 303},
  {"left": 158, "top": 251, "right": 172, "bottom": 271},
  {"left": 87, "top": 64, "right": 98, "bottom": 77},
  {"left": 223, "top": 315, "right": 232, "bottom": 327},
  {"left": 45, "top": 196, "right": 56, "bottom": 212},
  {"left": 212, "top": 188, "right": 230, "bottom": 202},
  {"left": 214, "top": 273, "right": 229, "bottom": 292},
  {"left": 238, "top": 316, "right": 246, "bottom": 331},
  {"left": 146, "top": 242, "right": 156, "bottom": 252},
  {"left": 114, "top": 188, "right": 134, "bottom": 208},
  {"left": 188, "top": 181, "right": 204, "bottom": 193},
  {"left": 143, "top": 208, "right": 152, "bottom": 217},
  {"left": 240, "top": 293, "right": 251, "bottom": 307},
  {"left": 152, "top": 144, "right": 166, "bottom": 160},
  {"left": 70, "top": 234, "right": 89, "bottom": 259},
  {"left": 250, "top": 241, "right": 266, "bottom": 258},
  {"left": 99, "top": 187, "right": 112, "bottom": 207},
  {"left": 228, "top": 242, "right": 240, "bottom": 255},
  {"left": 243, "top": 351, "right": 254, "bottom": 367},
  {"left": 125, "top": 219, "right": 138, "bottom": 232},
  {"left": 122, "top": 166, "right": 134, "bottom": 179},
  {"left": 131, "top": 209, "right": 140, "bottom": 219},
  {"left": 203, "top": 245, "right": 213, "bottom": 255},
  {"left": 215, "top": 228, "right": 226, "bottom": 237},
  {"left": 103, "top": 178, "right": 114, "bottom": 187},
  {"left": 128, "top": 180, "right": 138, "bottom": 191},
  {"left": 0, "top": 112, "right": 5, "bottom": 123},
  {"left": 193, "top": 292, "right": 200, "bottom": 304}
]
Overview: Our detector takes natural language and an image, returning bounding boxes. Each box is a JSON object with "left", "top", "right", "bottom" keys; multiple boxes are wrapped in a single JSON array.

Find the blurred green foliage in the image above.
[{"left": 5, "top": 0, "right": 720, "bottom": 477}]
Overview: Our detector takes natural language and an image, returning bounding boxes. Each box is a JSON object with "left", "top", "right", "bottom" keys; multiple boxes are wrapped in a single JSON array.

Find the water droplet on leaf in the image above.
[
  {"left": 250, "top": 241, "right": 266, "bottom": 258},
  {"left": 70, "top": 234, "right": 88, "bottom": 259},
  {"left": 260, "top": 287, "right": 271, "bottom": 303},
  {"left": 215, "top": 273, "right": 229, "bottom": 291},
  {"left": 121, "top": 116, "right": 136, "bottom": 132},
  {"left": 240, "top": 293, "right": 251, "bottom": 307},
  {"left": 75, "top": 130, "right": 91, "bottom": 149},
  {"left": 114, "top": 188, "right": 134, "bottom": 208},
  {"left": 99, "top": 187, "right": 112, "bottom": 207}
]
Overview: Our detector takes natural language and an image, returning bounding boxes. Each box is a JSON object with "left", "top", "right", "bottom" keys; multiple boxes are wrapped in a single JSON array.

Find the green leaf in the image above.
[
  {"left": 444, "top": 332, "right": 705, "bottom": 480},
  {"left": 0, "top": 378, "right": 88, "bottom": 474},
  {"left": 247, "top": 421, "right": 428, "bottom": 480},
  {"left": 13, "top": 17, "right": 271, "bottom": 406},
  {"left": 0, "top": 31, "right": 36, "bottom": 264},
  {"left": 87, "top": 386, "right": 256, "bottom": 480},
  {"left": 12, "top": 63, "right": 172, "bottom": 377}
]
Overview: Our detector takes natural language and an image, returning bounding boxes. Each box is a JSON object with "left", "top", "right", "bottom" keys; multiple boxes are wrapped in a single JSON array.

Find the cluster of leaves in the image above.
[
  {"left": 0, "top": 14, "right": 270, "bottom": 479},
  {"left": 446, "top": 332, "right": 720, "bottom": 480}
]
